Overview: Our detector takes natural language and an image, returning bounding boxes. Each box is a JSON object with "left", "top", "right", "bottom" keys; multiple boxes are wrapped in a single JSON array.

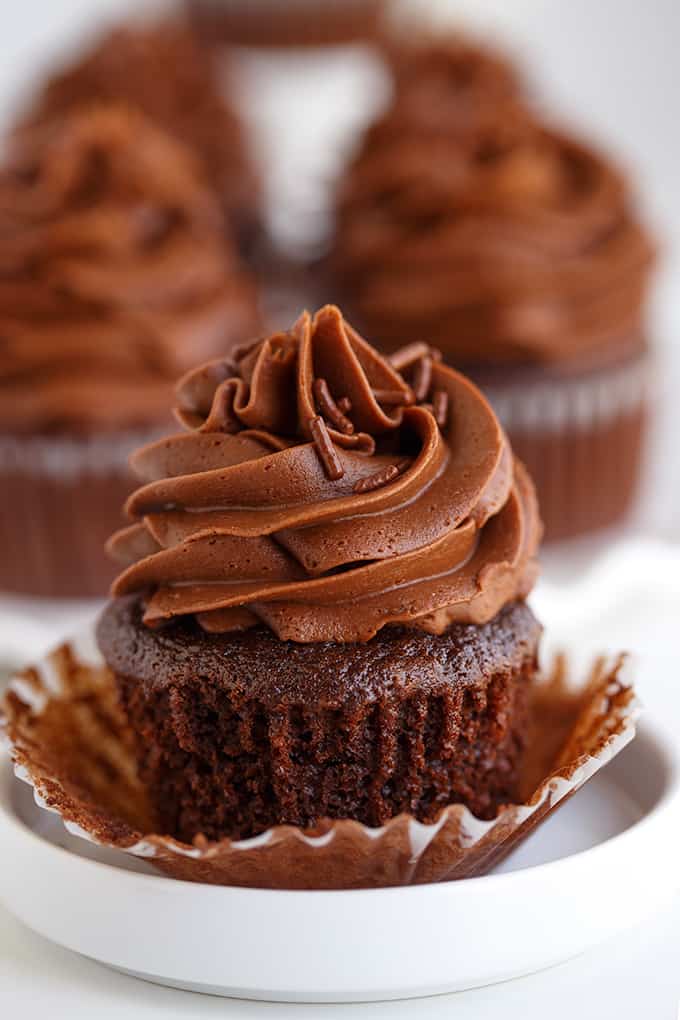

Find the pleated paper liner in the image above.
[
  {"left": 481, "top": 349, "right": 651, "bottom": 541},
  {"left": 0, "top": 429, "right": 166, "bottom": 598},
  {"left": 0, "top": 632, "right": 638, "bottom": 890}
]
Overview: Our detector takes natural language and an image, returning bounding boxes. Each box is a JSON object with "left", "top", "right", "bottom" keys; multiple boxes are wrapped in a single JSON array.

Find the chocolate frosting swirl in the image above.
[
  {"left": 0, "top": 106, "right": 260, "bottom": 433},
  {"left": 378, "top": 35, "right": 526, "bottom": 142},
  {"left": 108, "top": 306, "right": 541, "bottom": 643},
  {"left": 333, "top": 40, "right": 654, "bottom": 365},
  {"left": 17, "top": 20, "right": 259, "bottom": 241}
]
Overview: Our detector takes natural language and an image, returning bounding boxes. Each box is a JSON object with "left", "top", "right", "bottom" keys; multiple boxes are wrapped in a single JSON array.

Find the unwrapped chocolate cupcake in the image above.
[
  {"left": 3, "top": 305, "right": 638, "bottom": 889},
  {"left": 0, "top": 105, "right": 260, "bottom": 597},
  {"left": 331, "top": 38, "right": 656, "bottom": 540},
  {"left": 98, "top": 304, "right": 542, "bottom": 844},
  {"left": 17, "top": 19, "right": 260, "bottom": 249}
]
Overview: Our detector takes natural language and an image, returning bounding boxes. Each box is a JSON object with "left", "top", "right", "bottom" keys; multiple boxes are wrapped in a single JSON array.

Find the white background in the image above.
[{"left": 0, "top": 1, "right": 679, "bottom": 1016}]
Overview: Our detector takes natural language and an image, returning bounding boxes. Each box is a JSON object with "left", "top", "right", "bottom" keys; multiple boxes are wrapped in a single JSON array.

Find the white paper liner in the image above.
[
  {"left": 0, "top": 427, "right": 169, "bottom": 480},
  {"left": 0, "top": 630, "right": 639, "bottom": 889},
  {"left": 483, "top": 351, "right": 651, "bottom": 434}
]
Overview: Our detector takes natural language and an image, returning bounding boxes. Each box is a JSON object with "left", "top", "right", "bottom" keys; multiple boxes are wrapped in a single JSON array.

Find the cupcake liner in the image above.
[
  {"left": 0, "top": 428, "right": 166, "bottom": 480},
  {"left": 483, "top": 350, "right": 650, "bottom": 433},
  {"left": 0, "top": 428, "right": 166, "bottom": 598},
  {"left": 0, "top": 630, "right": 638, "bottom": 889},
  {"left": 481, "top": 351, "right": 651, "bottom": 540}
]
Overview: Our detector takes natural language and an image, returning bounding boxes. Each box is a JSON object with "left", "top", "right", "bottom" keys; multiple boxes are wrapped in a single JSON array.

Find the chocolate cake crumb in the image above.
[{"left": 98, "top": 596, "right": 540, "bottom": 842}]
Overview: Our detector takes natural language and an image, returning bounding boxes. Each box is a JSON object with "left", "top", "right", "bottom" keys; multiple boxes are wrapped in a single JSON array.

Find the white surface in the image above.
[
  {"left": 230, "top": 45, "right": 390, "bottom": 255},
  {"left": 1, "top": 899, "right": 678, "bottom": 1019},
  {"left": 0, "top": 716, "right": 677, "bottom": 1002}
]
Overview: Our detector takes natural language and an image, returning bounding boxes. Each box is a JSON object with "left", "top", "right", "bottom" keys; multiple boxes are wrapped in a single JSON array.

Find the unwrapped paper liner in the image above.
[{"left": 0, "top": 632, "right": 639, "bottom": 889}]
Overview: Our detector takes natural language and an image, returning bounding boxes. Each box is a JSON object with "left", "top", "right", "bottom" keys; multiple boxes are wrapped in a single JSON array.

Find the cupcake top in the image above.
[
  {"left": 18, "top": 20, "right": 259, "bottom": 242},
  {"left": 0, "top": 106, "right": 260, "bottom": 434},
  {"left": 108, "top": 305, "right": 541, "bottom": 643},
  {"left": 333, "top": 42, "right": 654, "bottom": 367}
]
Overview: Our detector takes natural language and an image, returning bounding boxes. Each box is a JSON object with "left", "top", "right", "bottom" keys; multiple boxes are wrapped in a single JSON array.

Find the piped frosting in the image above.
[{"left": 108, "top": 306, "right": 541, "bottom": 642}]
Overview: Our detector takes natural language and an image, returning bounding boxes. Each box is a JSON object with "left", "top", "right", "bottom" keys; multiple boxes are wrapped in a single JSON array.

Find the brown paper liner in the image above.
[
  {"left": 0, "top": 429, "right": 166, "bottom": 598},
  {"left": 0, "top": 636, "right": 638, "bottom": 890},
  {"left": 480, "top": 350, "right": 650, "bottom": 542}
]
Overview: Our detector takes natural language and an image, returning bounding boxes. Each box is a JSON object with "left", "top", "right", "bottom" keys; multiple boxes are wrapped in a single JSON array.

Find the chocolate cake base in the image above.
[{"left": 97, "top": 596, "right": 541, "bottom": 843}]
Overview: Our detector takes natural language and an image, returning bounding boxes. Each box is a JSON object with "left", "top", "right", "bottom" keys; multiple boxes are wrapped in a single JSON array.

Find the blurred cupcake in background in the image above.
[
  {"left": 330, "top": 35, "right": 656, "bottom": 541},
  {"left": 187, "top": 0, "right": 389, "bottom": 48},
  {"left": 329, "top": 33, "right": 533, "bottom": 341},
  {"left": 0, "top": 105, "right": 261, "bottom": 598},
  {"left": 16, "top": 19, "right": 261, "bottom": 253}
]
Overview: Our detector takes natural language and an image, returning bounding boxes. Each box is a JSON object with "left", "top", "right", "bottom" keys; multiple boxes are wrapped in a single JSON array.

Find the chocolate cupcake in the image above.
[
  {"left": 330, "top": 41, "right": 655, "bottom": 539},
  {"left": 187, "top": 0, "right": 388, "bottom": 48},
  {"left": 98, "top": 305, "right": 541, "bottom": 844},
  {"left": 0, "top": 106, "right": 260, "bottom": 597},
  {"left": 17, "top": 19, "right": 260, "bottom": 249}
]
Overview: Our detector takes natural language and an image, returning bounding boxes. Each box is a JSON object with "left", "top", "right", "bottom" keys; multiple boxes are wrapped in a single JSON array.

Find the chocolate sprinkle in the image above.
[
  {"left": 412, "top": 356, "right": 433, "bottom": 403},
  {"left": 373, "top": 388, "right": 414, "bottom": 406},
  {"left": 310, "top": 415, "right": 344, "bottom": 480},
  {"left": 353, "top": 463, "right": 400, "bottom": 494},
  {"left": 353, "top": 459, "right": 410, "bottom": 494},
  {"left": 313, "top": 377, "right": 354, "bottom": 435},
  {"left": 388, "top": 341, "right": 431, "bottom": 372},
  {"left": 432, "top": 389, "right": 449, "bottom": 429}
]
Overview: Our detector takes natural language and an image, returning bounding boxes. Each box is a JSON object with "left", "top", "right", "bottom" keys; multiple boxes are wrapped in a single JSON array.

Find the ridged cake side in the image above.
[{"left": 98, "top": 596, "right": 540, "bottom": 841}]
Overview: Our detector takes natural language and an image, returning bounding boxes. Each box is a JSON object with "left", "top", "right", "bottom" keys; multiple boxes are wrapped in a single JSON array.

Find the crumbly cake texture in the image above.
[
  {"left": 1, "top": 636, "right": 636, "bottom": 887},
  {"left": 97, "top": 595, "right": 540, "bottom": 841}
]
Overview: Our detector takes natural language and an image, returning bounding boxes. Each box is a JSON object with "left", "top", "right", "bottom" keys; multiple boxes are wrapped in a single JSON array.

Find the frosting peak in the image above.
[{"left": 109, "top": 307, "right": 541, "bottom": 642}]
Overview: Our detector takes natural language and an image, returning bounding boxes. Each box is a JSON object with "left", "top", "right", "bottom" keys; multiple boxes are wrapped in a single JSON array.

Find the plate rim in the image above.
[{"left": 1, "top": 714, "right": 679, "bottom": 902}]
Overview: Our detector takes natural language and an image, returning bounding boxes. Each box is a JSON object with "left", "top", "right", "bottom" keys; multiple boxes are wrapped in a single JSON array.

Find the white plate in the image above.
[{"left": 0, "top": 717, "right": 678, "bottom": 1003}]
